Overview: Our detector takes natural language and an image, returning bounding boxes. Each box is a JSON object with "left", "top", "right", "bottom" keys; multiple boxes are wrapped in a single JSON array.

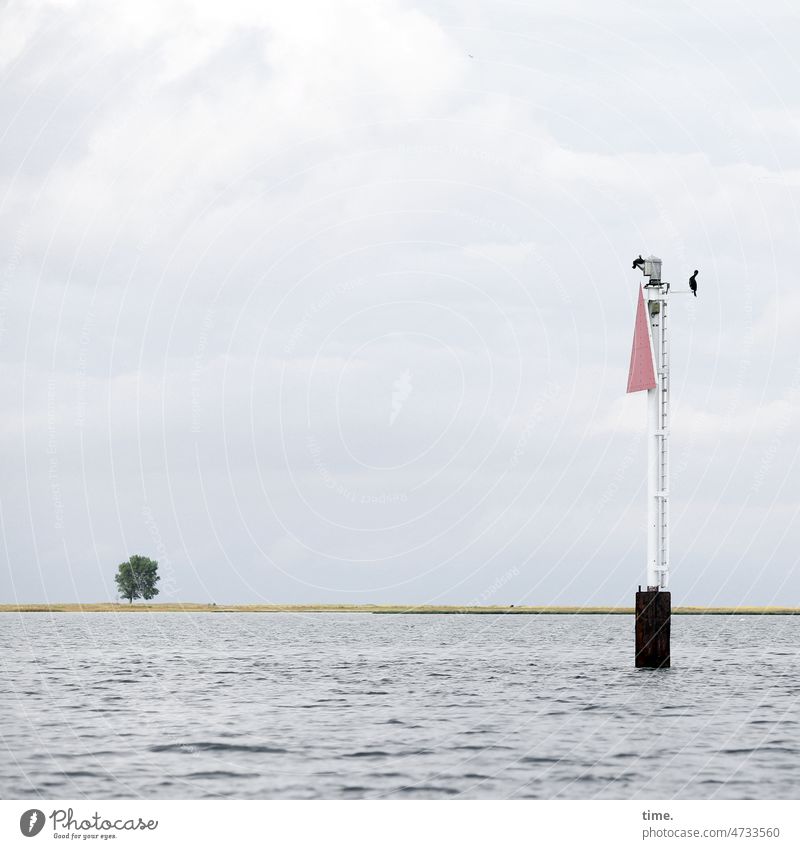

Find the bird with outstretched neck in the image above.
[
  {"left": 632, "top": 254, "right": 645, "bottom": 270},
  {"left": 689, "top": 269, "right": 698, "bottom": 297}
]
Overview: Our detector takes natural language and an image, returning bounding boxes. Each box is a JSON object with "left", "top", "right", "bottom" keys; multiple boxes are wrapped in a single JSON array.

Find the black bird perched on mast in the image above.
[
  {"left": 689, "top": 269, "right": 698, "bottom": 297},
  {"left": 632, "top": 254, "right": 645, "bottom": 271}
]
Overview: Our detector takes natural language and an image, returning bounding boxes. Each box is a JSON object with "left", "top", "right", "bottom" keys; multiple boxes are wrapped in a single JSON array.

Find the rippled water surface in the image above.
[{"left": 1, "top": 613, "right": 799, "bottom": 799}]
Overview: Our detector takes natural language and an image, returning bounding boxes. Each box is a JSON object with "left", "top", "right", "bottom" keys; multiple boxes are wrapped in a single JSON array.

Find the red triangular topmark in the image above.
[{"left": 626, "top": 285, "right": 656, "bottom": 393}]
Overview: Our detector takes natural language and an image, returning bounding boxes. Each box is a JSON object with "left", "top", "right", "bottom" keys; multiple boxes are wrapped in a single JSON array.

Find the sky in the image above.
[{"left": 1, "top": 0, "right": 799, "bottom": 606}]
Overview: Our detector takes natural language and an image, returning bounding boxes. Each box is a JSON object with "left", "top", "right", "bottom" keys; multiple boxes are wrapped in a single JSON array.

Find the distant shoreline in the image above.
[{"left": 2, "top": 603, "right": 799, "bottom": 615}]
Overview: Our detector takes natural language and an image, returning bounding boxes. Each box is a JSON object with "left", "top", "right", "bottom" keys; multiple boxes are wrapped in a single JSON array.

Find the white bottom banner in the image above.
[{"left": 2, "top": 800, "right": 796, "bottom": 849}]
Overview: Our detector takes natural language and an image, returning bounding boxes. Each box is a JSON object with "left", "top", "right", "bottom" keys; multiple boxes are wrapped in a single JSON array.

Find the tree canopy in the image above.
[{"left": 115, "top": 555, "right": 160, "bottom": 604}]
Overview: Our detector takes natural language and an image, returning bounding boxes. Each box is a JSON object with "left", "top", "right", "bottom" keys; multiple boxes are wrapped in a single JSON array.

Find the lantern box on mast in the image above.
[{"left": 641, "top": 255, "right": 662, "bottom": 285}]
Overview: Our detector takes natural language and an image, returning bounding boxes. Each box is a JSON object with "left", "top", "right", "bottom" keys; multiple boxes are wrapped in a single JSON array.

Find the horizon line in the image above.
[{"left": 2, "top": 603, "right": 800, "bottom": 615}]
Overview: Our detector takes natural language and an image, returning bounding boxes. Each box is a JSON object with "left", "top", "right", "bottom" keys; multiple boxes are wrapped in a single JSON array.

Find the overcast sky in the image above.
[{"left": 2, "top": 0, "right": 799, "bottom": 606}]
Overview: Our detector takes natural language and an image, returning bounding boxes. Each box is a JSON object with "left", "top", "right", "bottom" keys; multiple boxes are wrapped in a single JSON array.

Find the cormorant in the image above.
[
  {"left": 632, "top": 254, "right": 645, "bottom": 270},
  {"left": 689, "top": 269, "right": 698, "bottom": 297}
]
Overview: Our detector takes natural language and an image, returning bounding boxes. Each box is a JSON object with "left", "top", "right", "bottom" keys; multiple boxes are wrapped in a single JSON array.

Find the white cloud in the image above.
[{"left": 2, "top": 0, "right": 800, "bottom": 604}]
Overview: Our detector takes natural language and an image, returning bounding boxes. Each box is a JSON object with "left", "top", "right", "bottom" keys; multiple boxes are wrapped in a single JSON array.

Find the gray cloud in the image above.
[{"left": 1, "top": 0, "right": 799, "bottom": 606}]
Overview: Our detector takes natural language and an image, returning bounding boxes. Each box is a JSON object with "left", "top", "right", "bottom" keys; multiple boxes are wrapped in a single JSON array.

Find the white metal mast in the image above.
[{"left": 642, "top": 259, "right": 669, "bottom": 590}]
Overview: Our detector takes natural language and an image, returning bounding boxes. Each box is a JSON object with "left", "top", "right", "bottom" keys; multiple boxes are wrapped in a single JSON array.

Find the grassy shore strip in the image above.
[{"left": 1, "top": 603, "right": 799, "bottom": 615}]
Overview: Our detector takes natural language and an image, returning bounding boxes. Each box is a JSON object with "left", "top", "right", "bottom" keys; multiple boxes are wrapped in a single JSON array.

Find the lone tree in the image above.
[{"left": 115, "top": 555, "right": 160, "bottom": 604}]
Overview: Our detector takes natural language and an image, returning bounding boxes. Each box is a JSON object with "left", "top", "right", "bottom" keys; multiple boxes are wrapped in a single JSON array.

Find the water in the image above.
[{"left": 1, "top": 613, "right": 798, "bottom": 799}]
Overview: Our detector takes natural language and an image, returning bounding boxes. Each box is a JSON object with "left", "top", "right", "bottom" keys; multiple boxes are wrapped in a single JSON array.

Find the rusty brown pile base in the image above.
[{"left": 635, "top": 590, "right": 671, "bottom": 668}]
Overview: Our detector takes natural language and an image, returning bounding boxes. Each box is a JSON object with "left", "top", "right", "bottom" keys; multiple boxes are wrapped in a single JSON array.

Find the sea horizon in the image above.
[{"left": 3, "top": 603, "right": 800, "bottom": 615}]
